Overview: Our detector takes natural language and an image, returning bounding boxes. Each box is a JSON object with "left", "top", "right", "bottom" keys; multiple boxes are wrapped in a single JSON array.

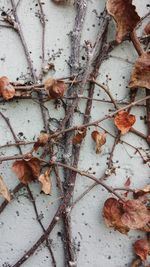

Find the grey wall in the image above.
[{"left": 0, "top": 0, "right": 149, "bottom": 266}]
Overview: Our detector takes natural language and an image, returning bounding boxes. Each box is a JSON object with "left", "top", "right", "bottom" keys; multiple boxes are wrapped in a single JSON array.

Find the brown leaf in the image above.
[
  {"left": 34, "top": 133, "right": 49, "bottom": 151},
  {"left": 91, "top": 131, "right": 106, "bottom": 154},
  {"left": 129, "top": 53, "right": 150, "bottom": 90},
  {"left": 44, "top": 78, "right": 66, "bottom": 99},
  {"left": 114, "top": 111, "right": 136, "bottom": 134},
  {"left": 0, "top": 175, "right": 11, "bottom": 202},
  {"left": 106, "top": 0, "right": 140, "bottom": 43},
  {"left": 38, "top": 168, "right": 52, "bottom": 195},
  {"left": 0, "top": 76, "right": 15, "bottom": 100},
  {"left": 103, "top": 198, "right": 129, "bottom": 234},
  {"left": 12, "top": 158, "right": 41, "bottom": 184},
  {"left": 134, "top": 184, "right": 150, "bottom": 198},
  {"left": 134, "top": 239, "right": 150, "bottom": 261},
  {"left": 72, "top": 129, "right": 86, "bottom": 144},
  {"left": 121, "top": 199, "right": 150, "bottom": 229},
  {"left": 144, "top": 21, "right": 150, "bottom": 35}
]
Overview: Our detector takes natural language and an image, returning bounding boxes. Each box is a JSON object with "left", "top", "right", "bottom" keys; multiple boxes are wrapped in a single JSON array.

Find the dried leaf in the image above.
[
  {"left": 106, "top": 0, "right": 140, "bottom": 43},
  {"left": 38, "top": 169, "right": 52, "bottom": 195},
  {"left": 114, "top": 111, "right": 136, "bottom": 134},
  {"left": 91, "top": 131, "right": 106, "bottom": 154},
  {"left": 121, "top": 199, "right": 150, "bottom": 229},
  {"left": 103, "top": 198, "right": 129, "bottom": 234},
  {"left": 0, "top": 76, "right": 15, "bottom": 100},
  {"left": 0, "top": 175, "right": 11, "bottom": 202},
  {"left": 144, "top": 21, "right": 150, "bottom": 35},
  {"left": 44, "top": 78, "right": 66, "bottom": 99},
  {"left": 12, "top": 158, "right": 41, "bottom": 184},
  {"left": 72, "top": 129, "right": 86, "bottom": 144},
  {"left": 129, "top": 53, "right": 150, "bottom": 90},
  {"left": 34, "top": 133, "right": 49, "bottom": 151},
  {"left": 103, "top": 198, "right": 150, "bottom": 233},
  {"left": 134, "top": 239, "right": 150, "bottom": 261}
]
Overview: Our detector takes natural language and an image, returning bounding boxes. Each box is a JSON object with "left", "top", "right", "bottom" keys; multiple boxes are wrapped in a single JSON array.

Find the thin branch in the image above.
[
  {"left": 11, "top": 160, "right": 123, "bottom": 267},
  {"left": 0, "top": 111, "right": 56, "bottom": 266},
  {"left": 10, "top": 0, "right": 49, "bottom": 132},
  {"left": 37, "top": 0, "right": 46, "bottom": 74},
  {"left": 62, "top": 0, "right": 88, "bottom": 264},
  {"left": 130, "top": 29, "right": 150, "bottom": 146},
  {"left": 56, "top": 162, "right": 123, "bottom": 200}
]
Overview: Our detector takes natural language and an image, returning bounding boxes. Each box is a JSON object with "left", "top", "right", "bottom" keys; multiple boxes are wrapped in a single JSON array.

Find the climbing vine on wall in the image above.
[{"left": 0, "top": 0, "right": 150, "bottom": 266}]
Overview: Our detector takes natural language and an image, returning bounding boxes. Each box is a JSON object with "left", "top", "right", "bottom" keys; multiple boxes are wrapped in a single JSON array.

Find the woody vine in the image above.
[{"left": 0, "top": 0, "right": 150, "bottom": 266}]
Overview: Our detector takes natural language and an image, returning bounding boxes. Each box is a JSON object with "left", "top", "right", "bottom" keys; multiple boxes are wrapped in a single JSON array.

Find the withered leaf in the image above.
[
  {"left": 72, "top": 129, "right": 86, "bottom": 145},
  {"left": 0, "top": 175, "right": 11, "bottom": 202},
  {"left": 129, "top": 53, "right": 150, "bottom": 90},
  {"left": 103, "top": 198, "right": 129, "bottom": 234},
  {"left": 114, "top": 111, "right": 136, "bottom": 134},
  {"left": 106, "top": 0, "right": 140, "bottom": 43},
  {"left": 144, "top": 21, "right": 150, "bottom": 35},
  {"left": 91, "top": 131, "right": 106, "bottom": 154},
  {"left": 44, "top": 78, "right": 66, "bottom": 99},
  {"left": 134, "top": 239, "right": 150, "bottom": 261},
  {"left": 38, "top": 168, "right": 52, "bottom": 195},
  {"left": 12, "top": 158, "right": 41, "bottom": 184},
  {"left": 0, "top": 76, "right": 15, "bottom": 100},
  {"left": 121, "top": 199, "right": 150, "bottom": 229},
  {"left": 34, "top": 132, "right": 49, "bottom": 151}
]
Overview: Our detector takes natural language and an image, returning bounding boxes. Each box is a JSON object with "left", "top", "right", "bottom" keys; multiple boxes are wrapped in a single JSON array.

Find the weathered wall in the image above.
[{"left": 0, "top": 0, "right": 149, "bottom": 266}]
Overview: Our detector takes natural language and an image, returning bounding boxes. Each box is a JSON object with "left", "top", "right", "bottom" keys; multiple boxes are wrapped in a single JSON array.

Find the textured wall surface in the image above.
[{"left": 0, "top": 0, "right": 149, "bottom": 266}]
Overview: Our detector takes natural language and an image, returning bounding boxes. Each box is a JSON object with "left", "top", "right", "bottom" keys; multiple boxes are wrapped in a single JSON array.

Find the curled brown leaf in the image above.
[
  {"left": 114, "top": 111, "right": 136, "bottom": 134},
  {"left": 129, "top": 53, "right": 150, "bottom": 90},
  {"left": 91, "top": 130, "right": 106, "bottom": 154},
  {"left": 106, "top": 0, "right": 140, "bottom": 43},
  {"left": 12, "top": 158, "right": 41, "bottom": 184},
  {"left": 103, "top": 198, "right": 150, "bottom": 233},
  {"left": 103, "top": 198, "right": 129, "bottom": 234},
  {"left": 44, "top": 78, "right": 66, "bottom": 99},
  {"left": 134, "top": 239, "right": 150, "bottom": 261},
  {"left": 38, "top": 168, "right": 52, "bottom": 195},
  {"left": 34, "top": 132, "right": 49, "bottom": 151},
  {"left": 0, "top": 76, "right": 15, "bottom": 100},
  {"left": 72, "top": 129, "right": 86, "bottom": 145}
]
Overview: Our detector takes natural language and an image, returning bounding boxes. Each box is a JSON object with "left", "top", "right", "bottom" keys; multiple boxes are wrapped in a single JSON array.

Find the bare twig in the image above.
[{"left": 37, "top": 0, "right": 46, "bottom": 75}]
